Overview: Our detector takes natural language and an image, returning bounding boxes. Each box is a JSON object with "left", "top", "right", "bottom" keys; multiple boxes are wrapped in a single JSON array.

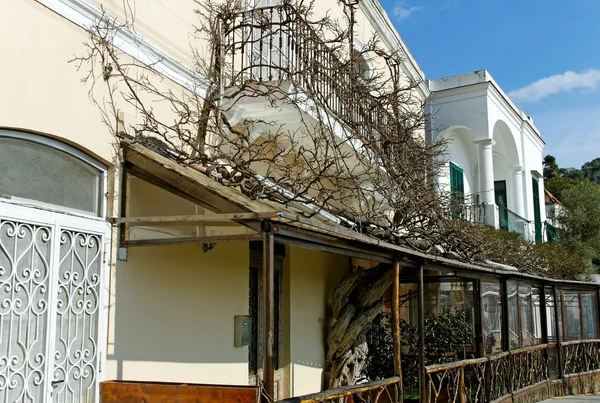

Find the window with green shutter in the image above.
[
  {"left": 450, "top": 162, "right": 464, "bottom": 196},
  {"left": 450, "top": 162, "right": 464, "bottom": 217}
]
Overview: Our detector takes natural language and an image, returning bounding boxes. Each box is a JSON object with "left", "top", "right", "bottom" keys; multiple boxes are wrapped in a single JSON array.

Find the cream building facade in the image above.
[
  {"left": 0, "top": 1, "right": 422, "bottom": 402},
  {"left": 0, "top": 1, "right": 549, "bottom": 403}
]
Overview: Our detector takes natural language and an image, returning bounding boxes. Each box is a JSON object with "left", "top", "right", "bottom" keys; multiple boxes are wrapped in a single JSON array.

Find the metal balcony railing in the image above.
[
  {"left": 497, "top": 204, "right": 531, "bottom": 238},
  {"left": 449, "top": 201, "right": 486, "bottom": 224},
  {"left": 220, "top": 4, "right": 393, "bottom": 143}
]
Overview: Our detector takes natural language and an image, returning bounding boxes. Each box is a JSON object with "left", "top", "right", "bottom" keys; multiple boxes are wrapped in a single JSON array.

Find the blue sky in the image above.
[{"left": 379, "top": 0, "right": 600, "bottom": 169}]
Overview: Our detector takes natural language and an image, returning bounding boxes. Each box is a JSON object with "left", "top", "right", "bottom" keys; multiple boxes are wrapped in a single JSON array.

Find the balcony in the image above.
[
  {"left": 448, "top": 199, "right": 487, "bottom": 224},
  {"left": 220, "top": 4, "right": 392, "bottom": 144},
  {"left": 497, "top": 204, "right": 531, "bottom": 238},
  {"left": 447, "top": 198, "right": 535, "bottom": 240}
]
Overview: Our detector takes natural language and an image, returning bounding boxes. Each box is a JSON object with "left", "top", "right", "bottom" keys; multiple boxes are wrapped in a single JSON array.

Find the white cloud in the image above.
[
  {"left": 392, "top": 3, "right": 423, "bottom": 20},
  {"left": 508, "top": 69, "right": 600, "bottom": 103}
]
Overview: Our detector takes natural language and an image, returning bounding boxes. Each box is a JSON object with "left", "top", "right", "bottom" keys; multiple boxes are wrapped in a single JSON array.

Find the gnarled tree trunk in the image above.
[{"left": 326, "top": 264, "right": 394, "bottom": 389}]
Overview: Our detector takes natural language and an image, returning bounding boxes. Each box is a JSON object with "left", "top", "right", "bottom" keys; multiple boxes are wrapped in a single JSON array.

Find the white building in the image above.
[{"left": 428, "top": 70, "right": 547, "bottom": 243}]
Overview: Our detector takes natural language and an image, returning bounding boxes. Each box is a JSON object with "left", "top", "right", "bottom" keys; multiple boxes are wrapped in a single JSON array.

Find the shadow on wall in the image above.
[
  {"left": 108, "top": 241, "right": 251, "bottom": 385},
  {"left": 286, "top": 245, "right": 350, "bottom": 395}
]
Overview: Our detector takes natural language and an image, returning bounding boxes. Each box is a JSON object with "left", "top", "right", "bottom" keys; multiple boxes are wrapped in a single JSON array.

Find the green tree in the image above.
[
  {"left": 564, "top": 167, "right": 585, "bottom": 181},
  {"left": 559, "top": 181, "right": 600, "bottom": 265},
  {"left": 581, "top": 157, "right": 600, "bottom": 184},
  {"left": 543, "top": 155, "right": 584, "bottom": 200},
  {"left": 545, "top": 176, "right": 580, "bottom": 200},
  {"left": 543, "top": 155, "right": 560, "bottom": 180}
]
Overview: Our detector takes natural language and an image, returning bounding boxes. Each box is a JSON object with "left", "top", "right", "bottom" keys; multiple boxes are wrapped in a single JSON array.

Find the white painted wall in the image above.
[
  {"left": 429, "top": 70, "right": 547, "bottom": 240},
  {"left": 106, "top": 241, "right": 251, "bottom": 384},
  {"left": 286, "top": 246, "right": 350, "bottom": 396},
  {"left": 0, "top": 0, "right": 114, "bottom": 164},
  {"left": 438, "top": 127, "right": 477, "bottom": 199},
  {"left": 105, "top": 178, "right": 251, "bottom": 385}
]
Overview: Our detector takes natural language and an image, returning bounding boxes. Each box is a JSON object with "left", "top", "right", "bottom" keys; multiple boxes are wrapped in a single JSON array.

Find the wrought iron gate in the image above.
[{"left": 0, "top": 203, "right": 110, "bottom": 403}]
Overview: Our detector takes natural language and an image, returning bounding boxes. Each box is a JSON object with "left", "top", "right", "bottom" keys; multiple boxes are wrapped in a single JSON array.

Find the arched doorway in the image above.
[
  {"left": 492, "top": 120, "right": 523, "bottom": 232},
  {"left": 0, "top": 130, "right": 111, "bottom": 403}
]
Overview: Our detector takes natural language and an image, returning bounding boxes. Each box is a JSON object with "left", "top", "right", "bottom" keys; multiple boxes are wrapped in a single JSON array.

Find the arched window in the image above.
[{"left": 0, "top": 129, "right": 106, "bottom": 216}]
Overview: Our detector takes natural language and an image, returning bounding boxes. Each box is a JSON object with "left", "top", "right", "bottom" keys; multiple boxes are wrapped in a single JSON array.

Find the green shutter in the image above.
[
  {"left": 532, "top": 177, "right": 542, "bottom": 243},
  {"left": 450, "top": 163, "right": 465, "bottom": 218},
  {"left": 450, "top": 162, "right": 464, "bottom": 195}
]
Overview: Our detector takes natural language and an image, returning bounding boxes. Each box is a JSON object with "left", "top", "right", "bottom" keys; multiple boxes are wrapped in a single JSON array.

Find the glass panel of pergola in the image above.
[
  {"left": 558, "top": 289, "right": 599, "bottom": 341},
  {"left": 582, "top": 293, "right": 598, "bottom": 339},
  {"left": 424, "top": 278, "right": 477, "bottom": 360},
  {"left": 394, "top": 274, "right": 477, "bottom": 362},
  {"left": 507, "top": 282, "right": 544, "bottom": 349},
  {"left": 482, "top": 281, "right": 502, "bottom": 354},
  {"left": 543, "top": 287, "right": 560, "bottom": 377}
]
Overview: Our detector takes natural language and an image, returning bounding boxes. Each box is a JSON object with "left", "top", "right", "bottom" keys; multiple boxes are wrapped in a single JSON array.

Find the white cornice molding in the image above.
[
  {"left": 359, "top": 0, "right": 430, "bottom": 98},
  {"left": 429, "top": 85, "right": 489, "bottom": 105},
  {"left": 36, "top": 0, "right": 210, "bottom": 95},
  {"left": 429, "top": 80, "right": 545, "bottom": 146},
  {"left": 38, "top": 0, "right": 427, "bottom": 111}
]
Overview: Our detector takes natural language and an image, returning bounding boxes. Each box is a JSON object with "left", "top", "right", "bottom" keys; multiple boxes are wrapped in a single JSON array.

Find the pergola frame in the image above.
[{"left": 114, "top": 140, "right": 600, "bottom": 403}]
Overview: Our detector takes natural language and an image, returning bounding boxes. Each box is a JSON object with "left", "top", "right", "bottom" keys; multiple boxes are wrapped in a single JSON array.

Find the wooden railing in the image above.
[
  {"left": 426, "top": 356, "right": 487, "bottom": 403},
  {"left": 278, "top": 377, "right": 402, "bottom": 403},
  {"left": 425, "top": 344, "right": 553, "bottom": 403},
  {"left": 561, "top": 339, "right": 600, "bottom": 375}
]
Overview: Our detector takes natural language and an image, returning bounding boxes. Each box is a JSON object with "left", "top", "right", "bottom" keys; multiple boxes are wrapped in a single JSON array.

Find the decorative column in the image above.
[
  {"left": 474, "top": 139, "right": 498, "bottom": 227},
  {"left": 510, "top": 165, "right": 525, "bottom": 217}
]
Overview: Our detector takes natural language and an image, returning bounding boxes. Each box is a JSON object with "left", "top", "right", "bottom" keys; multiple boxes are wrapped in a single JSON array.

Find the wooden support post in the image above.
[
  {"left": 515, "top": 284, "right": 522, "bottom": 347},
  {"left": 417, "top": 265, "right": 427, "bottom": 403},
  {"left": 560, "top": 290, "right": 568, "bottom": 342},
  {"left": 458, "top": 367, "right": 466, "bottom": 403},
  {"left": 553, "top": 285, "right": 564, "bottom": 379},
  {"left": 540, "top": 286, "right": 549, "bottom": 344},
  {"left": 473, "top": 279, "right": 483, "bottom": 358},
  {"left": 263, "top": 230, "right": 275, "bottom": 402},
  {"left": 578, "top": 291, "right": 585, "bottom": 340},
  {"left": 539, "top": 286, "right": 550, "bottom": 381},
  {"left": 484, "top": 359, "right": 492, "bottom": 402},
  {"left": 473, "top": 280, "right": 490, "bottom": 400},
  {"left": 596, "top": 287, "right": 600, "bottom": 339},
  {"left": 500, "top": 279, "right": 510, "bottom": 352},
  {"left": 392, "top": 262, "right": 403, "bottom": 402},
  {"left": 119, "top": 170, "right": 130, "bottom": 246}
]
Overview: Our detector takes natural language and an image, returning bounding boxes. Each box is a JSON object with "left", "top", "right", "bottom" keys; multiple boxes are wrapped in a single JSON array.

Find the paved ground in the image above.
[{"left": 541, "top": 396, "right": 600, "bottom": 402}]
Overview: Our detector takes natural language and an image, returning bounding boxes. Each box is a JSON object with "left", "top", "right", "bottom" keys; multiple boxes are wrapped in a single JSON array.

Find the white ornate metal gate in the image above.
[{"left": 0, "top": 203, "right": 110, "bottom": 403}]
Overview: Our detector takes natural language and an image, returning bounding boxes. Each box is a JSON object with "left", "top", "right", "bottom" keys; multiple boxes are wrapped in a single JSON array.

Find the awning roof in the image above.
[
  {"left": 120, "top": 140, "right": 596, "bottom": 288},
  {"left": 122, "top": 140, "right": 280, "bottom": 216}
]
